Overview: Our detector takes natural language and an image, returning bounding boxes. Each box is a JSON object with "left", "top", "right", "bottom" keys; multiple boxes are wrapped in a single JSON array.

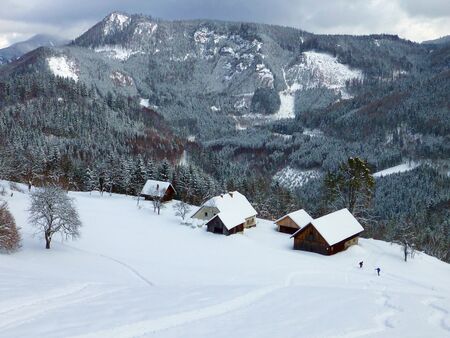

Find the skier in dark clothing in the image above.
[
  {"left": 359, "top": 261, "right": 363, "bottom": 268},
  {"left": 376, "top": 267, "right": 381, "bottom": 276}
]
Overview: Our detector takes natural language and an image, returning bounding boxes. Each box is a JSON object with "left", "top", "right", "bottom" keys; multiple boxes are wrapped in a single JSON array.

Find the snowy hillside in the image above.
[
  {"left": 47, "top": 56, "right": 79, "bottom": 82},
  {"left": 373, "top": 162, "right": 420, "bottom": 177},
  {"left": 1, "top": 182, "right": 450, "bottom": 338}
]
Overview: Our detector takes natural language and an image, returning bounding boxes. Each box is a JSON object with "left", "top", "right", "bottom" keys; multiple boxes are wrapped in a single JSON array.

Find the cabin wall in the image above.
[
  {"left": 244, "top": 216, "right": 257, "bottom": 228},
  {"left": 193, "top": 206, "right": 219, "bottom": 221},
  {"left": 206, "top": 216, "right": 225, "bottom": 234},
  {"left": 206, "top": 217, "right": 243, "bottom": 236},
  {"left": 293, "top": 225, "right": 330, "bottom": 255},
  {"left": 225, "top": 223, "right": 244, "bottom": 235},
  {"left": 345, "top": 236, "right": 358, "bottom": 249},
  {"left": 294, "top": 226, "right": 361, "bottom": 255},
  {"left": 162, "top": 187, "right": 175, "bottom": 202},
  {"left": 276, "top": 216, "right": 299, "bottom": 234}
]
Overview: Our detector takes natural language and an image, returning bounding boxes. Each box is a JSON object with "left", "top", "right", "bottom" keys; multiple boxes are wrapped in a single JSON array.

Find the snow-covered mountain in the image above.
[
  {"left": 1, "top": 181, "right": 450, "bottom": 337},
  {"left": 0, "top": 12, "right": 429, "bottom": 136},
  {"left": 0, "top": 34, "right": 68, "bottom": 65}
]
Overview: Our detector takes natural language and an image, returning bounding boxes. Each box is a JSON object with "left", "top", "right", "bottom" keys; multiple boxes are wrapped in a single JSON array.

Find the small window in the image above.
[{"left": 205, "top": 212, "right": 208, "bottom": 217}]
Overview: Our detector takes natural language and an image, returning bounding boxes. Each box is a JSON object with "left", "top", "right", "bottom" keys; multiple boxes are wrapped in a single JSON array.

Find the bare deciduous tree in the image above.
[
  {"left": 0, "top": 201, "right": 21, "bottom": 253},
  {"left": 173, "top": 201, "right": 192, "bottom": 222},
  {"left": 152, "top": 195, "right": 163, "bottom": 215},
  {"left": 29, "top": 185, "right": 82, "bottom": 249},
  {"left": 392, "top": 220, "right": 417, "bottom": 262}
]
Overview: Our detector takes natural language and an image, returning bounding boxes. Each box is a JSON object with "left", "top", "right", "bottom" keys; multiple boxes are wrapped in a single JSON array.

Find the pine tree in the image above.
[
  {"left": 157, "top": 159, "right": 171, "bottom": 182},
  {"left": 85, "top": 167, "right": 98, "bottom": 193},
  {"left": 324, "top": 157, "right": 375, "bottom": 221}
]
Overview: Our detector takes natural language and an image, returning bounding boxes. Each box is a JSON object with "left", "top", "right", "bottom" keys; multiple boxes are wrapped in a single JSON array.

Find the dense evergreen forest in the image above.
[{"left": 0, "top": 13, "right": 449, "bottom": 261}]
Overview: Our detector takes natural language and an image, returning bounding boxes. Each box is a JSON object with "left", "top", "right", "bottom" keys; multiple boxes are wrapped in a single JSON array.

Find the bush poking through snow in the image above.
[
  {"left": 0, "top": 201, "right": 21, "bottom": 253},
  {"left": 173, "top": 201, "right": 192, "bottom": 222},
  {"left": 29, "top": 185, "right": 82, "bottom": 249}
]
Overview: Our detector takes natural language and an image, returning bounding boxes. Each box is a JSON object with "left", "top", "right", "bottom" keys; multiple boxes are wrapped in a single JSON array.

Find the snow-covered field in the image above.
[{"left": 1, "top": 182, "right": 450, "bottom": 338}]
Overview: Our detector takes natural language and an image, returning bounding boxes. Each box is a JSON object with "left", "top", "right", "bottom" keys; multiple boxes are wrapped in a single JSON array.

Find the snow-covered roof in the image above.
[
  {"left": 199, "top": 191, "right": 257, "bottom": 230},
  {"left": 202, "top": 191, "right": 257, "bottom": 218},
  {"left": 292, "top": 208, "right": 364, "bottom": 246},
  {"left": 208, "top": 212, "right": 245, "bottom": 231},
  {"left": 275, "top": 209, "right": 313, "bottom": 229},
  {"left": 141, "top": 180, "right": 173, "bottom": 197}
]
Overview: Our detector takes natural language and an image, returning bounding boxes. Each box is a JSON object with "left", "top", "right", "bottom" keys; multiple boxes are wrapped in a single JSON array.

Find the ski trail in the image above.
[
  {"left": 374, "top": 292, "right": 401, "bottom": 330},
  {"left": 63, "top": 243, "right": 154, "bottom": 287},
  {"left": 329, "top": 289, "right": 402, "bottom": 338},
  {"left": 0, "top": 283, "right": 90, "bottom": 315},
  {"left": 0, "top": 285, "right": 121, "bottom": 330},
  {"left": 69, "top": 284, "right": 282, "bottom": 338},
  {"left": 96, "top": 253, "right": 155, "bottom": 287},
  {"left": 70, "top": 270, "right": 304, "bottom": 338},
  {"left": 422, "top": 297, "right": 450, "bottom": 332}
]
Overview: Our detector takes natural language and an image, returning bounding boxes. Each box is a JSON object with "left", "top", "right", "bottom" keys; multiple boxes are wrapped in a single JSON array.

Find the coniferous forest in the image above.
[{"left": 0, "top": 13, "right": 449, "bottom": 261}]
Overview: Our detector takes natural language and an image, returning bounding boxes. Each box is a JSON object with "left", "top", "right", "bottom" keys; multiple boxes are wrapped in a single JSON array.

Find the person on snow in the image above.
[
  {"left": 359, "top": 261, "right": 363, "bottom": 268},
  {"left": 375, "top": 267, "right": 381, "bottom": 276}
]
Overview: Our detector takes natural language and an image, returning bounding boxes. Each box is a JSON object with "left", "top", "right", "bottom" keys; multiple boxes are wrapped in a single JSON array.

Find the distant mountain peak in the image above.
[
  {"left": 0, "top": 33, "right": 68, "bottom": 65},
  {"left": 102, "top": 12, "right": 132, "bottom": 35},
  {"left": 422, "top": 35, "right": 450, "bottom": 45}
]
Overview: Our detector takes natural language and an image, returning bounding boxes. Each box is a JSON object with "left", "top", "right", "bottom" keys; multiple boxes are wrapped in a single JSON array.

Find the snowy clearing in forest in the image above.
[
  {"left": 373, "top": 162, "right": 420, "bottom": 177},
  {"left": 1, "top": 181, "right": 449, "bottom": 338},
  {"left": 94, "top": 45, "right": 139, "bottom": 61},
  {"left": 47, "top": 56, "right": 79, "bottom": 82},
  {"left": 139, "top": 98, "right": 150, "bottom": 108},
  {"left": 274, "top": 52, "right": 363, "bottom": 120},
  {"left": 273, "top": 167, "right": 321, "bottom": 190}
]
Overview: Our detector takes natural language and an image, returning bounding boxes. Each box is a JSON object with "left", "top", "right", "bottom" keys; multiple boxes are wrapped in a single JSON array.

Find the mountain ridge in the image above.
[{"left": 0, "top": 33, "right": 68, "bottom": 65}]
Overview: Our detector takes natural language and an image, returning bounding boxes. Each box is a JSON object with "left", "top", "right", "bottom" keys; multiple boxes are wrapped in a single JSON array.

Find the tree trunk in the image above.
[
  {"left": 404, "top": 244, "right": 408, "bottom": 262},
  {"left": 45, "top": 234, "right": 51, "bottom": 249}
]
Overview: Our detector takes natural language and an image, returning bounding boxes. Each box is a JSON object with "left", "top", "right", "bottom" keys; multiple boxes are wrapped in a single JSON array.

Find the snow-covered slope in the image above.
[
  {"left": 275, "top": 52, "right": 363, "bottom": 119},
  {"left": 273, "top": 167, "right": 321, "bottom": 189},
  {"left": 47, "top": 56, "right": 79, "bottom": 82},
  {"left": 373, "top": 162, "right": 420, "bottom": 177},
  {"left": 1, "top": 181, "right": 449, "bottom": 338}
]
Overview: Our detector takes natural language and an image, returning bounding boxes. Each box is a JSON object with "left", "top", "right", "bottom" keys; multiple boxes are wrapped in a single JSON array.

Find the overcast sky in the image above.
[{"left": 1, "top": 0, "right": 449, "bottom": 48}]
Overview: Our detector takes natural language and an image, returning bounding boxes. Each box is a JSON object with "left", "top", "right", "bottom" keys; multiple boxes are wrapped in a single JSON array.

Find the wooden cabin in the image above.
[
  {"left": 206, "top": 213, "right": 245, "bottom": 236},
  {"left": 274, "top": 209, "right": 313, "bottom": 234},
  {"left": 140, "top": 180, "right": 176, "bottom": 202},
  {"left": 192, "top": 191, "right": 257, "bottom": 231},
  {"left": 291, "top": 208, "right": 363, "bottom": 255}
]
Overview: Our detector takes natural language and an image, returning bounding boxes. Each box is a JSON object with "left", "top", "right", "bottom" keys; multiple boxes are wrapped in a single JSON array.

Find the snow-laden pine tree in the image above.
[
  {"left": 157, "top": 159, "right": 171, "bottom": 182},
  {"left": 85, "top": 167, "right": 98, "bottom": 193}
]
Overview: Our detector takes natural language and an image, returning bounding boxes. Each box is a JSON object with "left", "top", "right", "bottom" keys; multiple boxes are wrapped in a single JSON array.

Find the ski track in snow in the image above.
[
  {"left": 422, "top": 297, "right": 450, "bottom": 332},
  {"left": 63, "top": 244, "right": 155, "bottom": 287},
  {"left": 329, "top": 288, "right": 402, "bottom": 338},
  {"left": 67, "top": 270, "right": 324, "bottom": 338},
  {"left": 0, "top": 284, "right": 121, "bottom": 330},
  {"left": 69, "top": 284, "right": 283, "bottom": 338}
]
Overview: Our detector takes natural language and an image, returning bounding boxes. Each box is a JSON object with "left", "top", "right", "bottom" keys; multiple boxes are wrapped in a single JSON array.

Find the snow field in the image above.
[
  {"left": 373, "top": 162, "right": 420, "bottom": 177},
  {"left": 47, "top": 56, "right": 79, "bottom": 82},
  {"left": 0, "top": 181, "right": 449, "bottom": 338}
]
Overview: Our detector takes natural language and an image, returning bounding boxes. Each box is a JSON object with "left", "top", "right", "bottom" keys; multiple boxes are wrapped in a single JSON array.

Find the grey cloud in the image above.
[
  {"left": 0, "top": 0, "right": 449, "bottom": 47},
  {"left": 399, "top": 0, "right": 450, "bottom": 18}
]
